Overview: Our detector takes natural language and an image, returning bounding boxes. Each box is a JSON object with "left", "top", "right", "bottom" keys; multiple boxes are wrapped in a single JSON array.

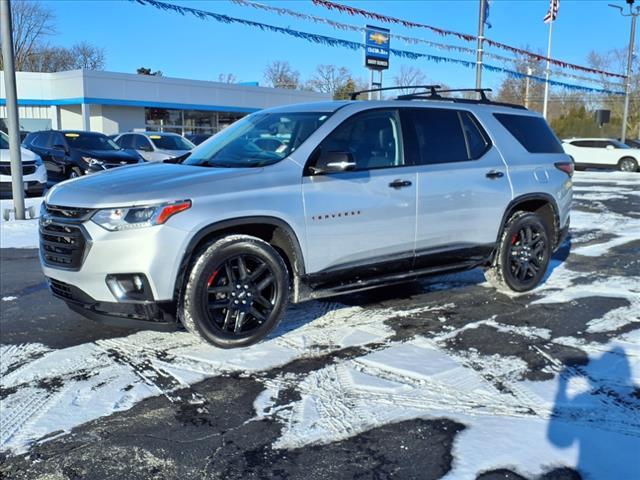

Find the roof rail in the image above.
[
  {"left": 395, "top": 87, "right": 527, "bottom": 110},
  {"left": 349, "top": 85, "right": 441, "bottom": 101}
]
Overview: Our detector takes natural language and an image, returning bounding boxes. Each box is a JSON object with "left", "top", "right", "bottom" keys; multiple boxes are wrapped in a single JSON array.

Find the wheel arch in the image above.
[
  {"left": 173, "top": 216, "right": 306, "bottom": 302},
  {"left": 498, "top": 193, "right": 560, "bottom": 248}
]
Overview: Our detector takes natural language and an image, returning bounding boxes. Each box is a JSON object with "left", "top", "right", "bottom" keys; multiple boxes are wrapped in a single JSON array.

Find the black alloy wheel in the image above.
[
  {"left": 507, "top": 224, "right": 547, "bottom": 286},
  {"left": 181, "top": 235, "right": 290, "bottom": 348},
  {"left": 204, "top": 254, "right": 277, "bottom": 336}
]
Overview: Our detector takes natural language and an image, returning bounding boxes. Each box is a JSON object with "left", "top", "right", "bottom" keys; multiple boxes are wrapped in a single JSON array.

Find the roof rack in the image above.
[
  {"left": 349, "top": 85, "right": 441, "bottom": 101},
  {"left": 349, "top": 85, "right": 527, "bottom": 110}
]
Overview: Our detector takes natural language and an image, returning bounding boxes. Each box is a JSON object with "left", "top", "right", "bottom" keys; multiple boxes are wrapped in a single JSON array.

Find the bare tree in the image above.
[
  {"left": 217, "top": 73, "right": 238, "bottom": 83},
  {"left": 70, "top": 42, "right": 105, "bottom": 70},
  {"left": 393, "top": 66, "right": 429, "bottom": 95},
  {"left": 0, "top": 0, "right": 56, "bottom": 71},
  {"left": 264, "top": 61, "right": 300, "bottom": 89},
  {"left": 306, "top": 65, "right": 351, "bottom": 95}
]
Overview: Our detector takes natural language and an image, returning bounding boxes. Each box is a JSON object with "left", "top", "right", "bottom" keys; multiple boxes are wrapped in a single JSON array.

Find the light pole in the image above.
[
  {"left": 609, "top": 0, "right": 639, "bottom": 143},
  {"left": 475, "top": 0, "right": 487, "bottom": 89},
  {"left": 0, "top": 0, "right": 26, "bottom": 220}
]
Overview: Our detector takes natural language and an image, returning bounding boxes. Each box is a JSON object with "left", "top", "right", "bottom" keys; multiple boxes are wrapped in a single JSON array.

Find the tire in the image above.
[
  {"left": 618, "top": 157, "right": 638, "bottom": 172},
  {"left": 68, "top": 167, "right": 83, "bottom": 179},
  {"left": 485, "top": 211, "right": 551, "bottom": 293},
  {"left": 181, "top": 235, "right": 290, "bottom": 348}
]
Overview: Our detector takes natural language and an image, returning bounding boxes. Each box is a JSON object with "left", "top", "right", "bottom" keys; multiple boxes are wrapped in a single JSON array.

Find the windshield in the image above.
[
  {"left": 185, "top": 112, "right": 330, "bottom": 168},
  {"left": 65, "top": 133, "right": 120, "bottom": 151},
  {"left": 0, "top": 131, "right": 8, "bottom": 149},
  {"left": 149, "top": 135, "right": 194, "bottom": 151}
]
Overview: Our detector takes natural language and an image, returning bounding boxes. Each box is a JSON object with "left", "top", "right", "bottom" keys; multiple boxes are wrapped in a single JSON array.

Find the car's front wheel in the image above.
[
  {"left": 618, "top": 157, "right": 638, "bottom": 172},
  {"left": 486, "top": 211, "right": 551, "bottom": 293},
  {"left": 181, "top": 235, "right": 290, "bottom": 348}
]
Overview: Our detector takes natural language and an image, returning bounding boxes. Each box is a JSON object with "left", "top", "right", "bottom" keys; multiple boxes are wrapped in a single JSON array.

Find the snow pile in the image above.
[{"left": 0, "top": 197, "right": 42, "bottom": 249}]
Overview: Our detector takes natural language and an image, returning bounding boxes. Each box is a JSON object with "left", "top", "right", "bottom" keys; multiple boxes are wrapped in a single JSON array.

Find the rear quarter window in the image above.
[{"left": 494, "top": 113, "right": 563, "bottom": 154}]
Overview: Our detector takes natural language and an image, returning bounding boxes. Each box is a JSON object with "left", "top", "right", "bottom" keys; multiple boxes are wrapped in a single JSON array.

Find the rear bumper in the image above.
[
  {"left": 555, "top": 217, "right": 570, "bottom": 251},
  {"left": 47, "top": 277, "right": 179, "bottom": 331}
]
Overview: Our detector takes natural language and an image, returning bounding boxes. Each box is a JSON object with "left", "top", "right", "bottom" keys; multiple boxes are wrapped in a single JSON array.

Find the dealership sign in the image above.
[{"left": 364, "top": 25, "right": 390, "bottom": 70}]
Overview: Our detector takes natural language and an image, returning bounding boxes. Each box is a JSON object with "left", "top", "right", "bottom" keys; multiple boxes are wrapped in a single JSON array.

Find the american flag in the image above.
[{"left": 544, "top": 0, "right": 560, "bottom": 23}]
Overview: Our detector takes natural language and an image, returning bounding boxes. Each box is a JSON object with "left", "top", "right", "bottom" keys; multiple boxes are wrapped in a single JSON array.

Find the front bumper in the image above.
[
  {"left": 0, "top": 163, "right": 48, "bottom": 195},
  {"left": 41, "top": 216, "right": 191, "bottom": 303},
  {"left": 47, "top": 277, "right": 178, "bottom": 330}
]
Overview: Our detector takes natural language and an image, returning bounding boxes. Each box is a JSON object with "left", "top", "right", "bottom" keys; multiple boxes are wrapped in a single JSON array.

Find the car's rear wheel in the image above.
[
  {"left": 486, "top": 211, "right": 551, "bottom": 293},
  {"left": 181, "top": 235, "right": 290, "bottom": 348},
  {"left": 618, "top": 157, "right": 638, "bottom": 172}
]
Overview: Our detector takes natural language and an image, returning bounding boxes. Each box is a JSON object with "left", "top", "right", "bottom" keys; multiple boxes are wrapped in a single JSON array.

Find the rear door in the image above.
[
  {"left": 401, "top": 107, "right": 512, "bottom": 267},
  {"left": 302, "top": 108, "right": 418, "bottom": 279}
]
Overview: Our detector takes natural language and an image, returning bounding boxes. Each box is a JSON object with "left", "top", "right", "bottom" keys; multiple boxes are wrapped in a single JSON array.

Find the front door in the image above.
[
  {"left": 302, "top": 109, "right": 418, "bottom": 279},
  {"left": 400, "top": 107, "right": 512, "bottom": 267}
]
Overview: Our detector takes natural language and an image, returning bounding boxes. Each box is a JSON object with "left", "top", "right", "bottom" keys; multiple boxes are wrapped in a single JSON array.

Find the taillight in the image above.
[{"left": 555, "top": 162, "right": 574, "bottom": 177}]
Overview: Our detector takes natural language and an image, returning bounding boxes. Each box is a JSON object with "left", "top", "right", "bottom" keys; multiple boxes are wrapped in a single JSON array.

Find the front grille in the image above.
[
  {"left": 48, "top": 278, "right": 74, "bottom": 300},
  {"left": 40, "top": 203, "right": 94, "bottom": 270},
  {"left": 40, "top": 222, "right": 88, "bottom": 269},
  {"left": 0, "top": 162, "right": 36, "bottom": 176},
  {"left": 45, "top": 204, "right": 95, "bottom": 221}
]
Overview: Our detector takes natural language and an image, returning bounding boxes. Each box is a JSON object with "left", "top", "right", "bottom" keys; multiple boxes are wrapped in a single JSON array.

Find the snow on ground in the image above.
[
  {"left": 1, "top": 170, "right": 639, "bottom": 478},
  {"left": 0, "top": 197, "right": 43, "bottom": 249}
]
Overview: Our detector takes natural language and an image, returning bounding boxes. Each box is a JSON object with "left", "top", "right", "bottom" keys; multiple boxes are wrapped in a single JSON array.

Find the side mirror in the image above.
[
  {"left": 139, "top": 144, "right": 153, "bottom": 152},
  {"left": 310, "top": 151, "right": 356, "bottom": 174},
  {"left": 52, "top": 144, "right": 67, "bottom": 153}
]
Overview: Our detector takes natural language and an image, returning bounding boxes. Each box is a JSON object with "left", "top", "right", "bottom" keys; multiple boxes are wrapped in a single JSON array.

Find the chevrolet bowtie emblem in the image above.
[{"left": 369, "top": 33, "right": 388, "bottom": 45}]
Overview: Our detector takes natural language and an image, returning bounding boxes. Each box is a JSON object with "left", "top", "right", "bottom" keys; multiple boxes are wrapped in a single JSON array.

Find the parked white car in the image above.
[
  {"left": 0, "top": 131, "right": 47, "bottom": 197},
  {"left": 113, "top": 131, "right": 194, "bottom": 162},
  {"left": 562, "top": 138, "right": 639, "bottom": 172}
]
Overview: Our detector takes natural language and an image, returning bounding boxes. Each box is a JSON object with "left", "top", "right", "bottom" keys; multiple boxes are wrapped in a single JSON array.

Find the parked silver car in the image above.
[
  {"left": 40, "top": 87, "right": 572, "bottom": 348},
  {"left": 113, "top": 131, "right": 194, "bottom": 162}
]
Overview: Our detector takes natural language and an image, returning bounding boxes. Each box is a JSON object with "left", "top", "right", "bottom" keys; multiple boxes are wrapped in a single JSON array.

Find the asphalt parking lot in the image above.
[{"left": 0, "top": 171, "right": 638, "bottom": 479}]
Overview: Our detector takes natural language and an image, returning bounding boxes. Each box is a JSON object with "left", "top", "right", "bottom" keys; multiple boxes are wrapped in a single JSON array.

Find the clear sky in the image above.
[{"left": 43, "top": 0, "right": 635, "bottom": 92}]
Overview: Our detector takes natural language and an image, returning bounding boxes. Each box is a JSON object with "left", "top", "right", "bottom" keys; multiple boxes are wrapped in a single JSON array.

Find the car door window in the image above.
[
  {"left": 51, "top": 133, "right": 66, "bottom": 150},
  {"left": 117, "top": 135, "right": 133, "bottom": 149},
  {"left": 316, "top": 110, "right": 402, "bottom": 171},
  {"left": 401, "top": 108, "right": 469, "bottom": 165},
  {"left": 134, "top": 135, "right": 153, "bottom": 151}
]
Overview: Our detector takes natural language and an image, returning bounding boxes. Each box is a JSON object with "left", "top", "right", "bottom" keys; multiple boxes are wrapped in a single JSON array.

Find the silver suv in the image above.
[{"left": 40, "top": 87, "right": 573, "bottom": 348}]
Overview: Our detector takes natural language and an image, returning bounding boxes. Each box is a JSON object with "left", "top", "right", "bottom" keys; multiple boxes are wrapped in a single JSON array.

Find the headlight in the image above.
[
  {"left": 91, "top": 200, "right": 191, "bottom": 231},
  {"left": 82, "top": 156, "right": 104, "bottom": 167}
]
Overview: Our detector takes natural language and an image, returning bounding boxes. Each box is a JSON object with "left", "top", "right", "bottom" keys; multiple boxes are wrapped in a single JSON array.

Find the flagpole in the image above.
[
  {"left": 475, "top": 0, "right": 487, "bottom": 89},
  {"left": 542, "top": 17, "right": 553, "bottom": 119}
]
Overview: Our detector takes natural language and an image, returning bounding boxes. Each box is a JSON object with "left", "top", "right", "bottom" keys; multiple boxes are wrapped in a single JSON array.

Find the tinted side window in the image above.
[
  {"left": 134, "top": 135, "right": 152, "bottom": 150},
  {"left": 51, "top": 133, "right": 66, "bottom": 148},
  {"left": 494, "top": 113, "right": 563, "bottom": 154},
  {"left": 461, "top": 112, "right": 490, "bottom": 159},
  {"left": 401, "top": 108, "right": 468, "bottom": 165},
  {"left": 116, "top": 135, "right": 133, "bottom": 149},
  {"left": 317, "top": 110, "right": 402, "bottom": 171},
  {"left": 570, "top": 141, "right": 589, "bottom": 147}
]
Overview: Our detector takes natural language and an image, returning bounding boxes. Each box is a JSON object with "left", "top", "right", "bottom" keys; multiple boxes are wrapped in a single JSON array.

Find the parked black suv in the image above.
[{"left": 23, "top": 130, "right": 143, "bottom": 181}]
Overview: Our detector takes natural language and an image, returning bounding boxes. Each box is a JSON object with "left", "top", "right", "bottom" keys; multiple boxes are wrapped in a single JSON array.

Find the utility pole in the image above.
[
  {"left": 0, "top": 0, "right": 26, "bottom": 220},
  {"left": 542, "top": 18, "right": 555, "bottom": 119},
  {"left": 475, "top": 0, "right": 487, "bottom": 89},
  {"left": 610, "top": 1, "right": 639, "bottom": 143}
]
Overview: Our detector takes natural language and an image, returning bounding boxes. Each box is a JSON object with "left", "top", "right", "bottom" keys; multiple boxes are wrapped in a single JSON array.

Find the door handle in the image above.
[
  {"left": 389, "top": 179, "right": 412, "bottom": 189},
  {"left": 486, "top": 170, "right": 504, "bottom": 179}
]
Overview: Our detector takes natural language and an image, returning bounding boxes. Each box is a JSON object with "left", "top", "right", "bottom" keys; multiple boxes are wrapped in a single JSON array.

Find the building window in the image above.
[{"left": 144, "top": 108, "right": 246, "bottom": 136}]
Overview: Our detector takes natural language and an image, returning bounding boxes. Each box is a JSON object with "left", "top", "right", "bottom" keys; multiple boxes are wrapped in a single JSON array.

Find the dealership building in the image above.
[{"left": 0, "top": 69, "right": 329, "bottom": 136}]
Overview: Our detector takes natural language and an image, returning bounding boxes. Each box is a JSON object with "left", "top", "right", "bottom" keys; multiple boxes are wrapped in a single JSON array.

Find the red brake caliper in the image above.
[
  {"left": 207, "top": 270, "right": 219, "bottom": 287},
  {"left": 511, "top": 234, "right": 518, "bottom": 245}
]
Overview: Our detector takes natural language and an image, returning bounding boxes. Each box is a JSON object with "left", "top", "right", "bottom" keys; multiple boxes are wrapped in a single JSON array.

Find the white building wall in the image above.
[
  {"left": 59, "top": 105, "right": 83, "bottom": 130},
  {"left": 99, "top": 105, "right": 145, "bottom": 134}
]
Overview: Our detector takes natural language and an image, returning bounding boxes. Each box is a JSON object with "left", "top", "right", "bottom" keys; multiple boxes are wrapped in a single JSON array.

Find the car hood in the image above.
[
  {"left": 45, "top": 162, "right": 259, "bottom": 208},
  {"left": 153, "top": 148, "right": 191, "bottom": 158},
  {"left": 77, "top": 149, "right": 140, "bottom": 163},
  {"left": 0, "top": 147, "right": 40, "bottom": 163}
]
